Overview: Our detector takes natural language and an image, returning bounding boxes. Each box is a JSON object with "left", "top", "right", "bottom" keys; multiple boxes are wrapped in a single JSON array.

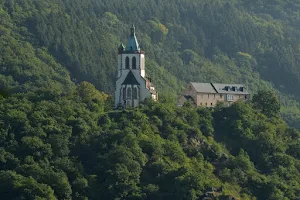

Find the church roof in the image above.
[
  {"left": 122, "top": 71, "right": 140, "bottom": 85},
  {"left": 125, "top": 25, "right": 140, "bottom": 52}
]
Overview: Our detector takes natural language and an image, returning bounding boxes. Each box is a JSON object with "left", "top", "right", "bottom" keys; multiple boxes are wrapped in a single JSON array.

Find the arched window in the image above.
[
  {"left": 125, "top": 57, "right": 129, "bottom": 69},
  {"left": 122, "top": 87, "right": 126, "bottom": 100},
  {"left": 133, "top": 87, "right": 138, "bottom": 99},
  {"left": 132, "top": 57, "right": 137, "bottom": 69},
  {"left": 127, "top": 87, "right": 132, "bottom": 99}
]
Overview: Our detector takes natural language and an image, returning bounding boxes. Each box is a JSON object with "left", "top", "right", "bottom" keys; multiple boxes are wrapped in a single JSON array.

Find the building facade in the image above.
[
  {"left": 115, "top": 25, "right": 158, "bottom": 108},
  {"left": 178, "top": 82, "right": 250, "bottom": 107}
]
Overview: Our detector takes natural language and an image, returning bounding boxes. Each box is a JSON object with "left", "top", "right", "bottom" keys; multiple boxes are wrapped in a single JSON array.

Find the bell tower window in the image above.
[
  {"left": 132, "top": 57, "right": 137, "bottom": 69},
  {"left": 125, "top": 57, "right": 130, "bottom": 69},
  {"left": 127, "top": 87, "right": 132, "bottom": 99}
]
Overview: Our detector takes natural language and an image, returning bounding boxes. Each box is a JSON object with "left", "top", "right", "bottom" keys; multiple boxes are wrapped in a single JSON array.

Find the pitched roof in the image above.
[
  {"left": 125, "top": 25, "right": 140, "bottom": 52},
  {"left": 122, "top": 71, "right": 140, "bottom": 85},
  {"left": 190, "top": 82, "right": 249, "bottom": 94},
  {"left": 190, "top": 82, "right": 216, "bottom": 93}
]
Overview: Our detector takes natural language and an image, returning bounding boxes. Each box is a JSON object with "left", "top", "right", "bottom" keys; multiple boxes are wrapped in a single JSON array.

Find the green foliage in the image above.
[
  {"left": 0, "top": 170, "right": 56, "bottom": 200},
  {"left": 0, "top": 0, "right": 300, "bottom": 199},
  {"left": 1, "top": 88, "right": 300, "bottom": 199},
  {"left": 252, "top": 90, "right": 281, "bottom": 118},
  {"left": 0, "top": 0, "right": 300, "bottom": 127}
]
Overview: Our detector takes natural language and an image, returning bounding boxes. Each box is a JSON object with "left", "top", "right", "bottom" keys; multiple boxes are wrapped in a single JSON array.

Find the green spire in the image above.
[{"left": 125, "top": 24, "right": 140, "bottom": 52}]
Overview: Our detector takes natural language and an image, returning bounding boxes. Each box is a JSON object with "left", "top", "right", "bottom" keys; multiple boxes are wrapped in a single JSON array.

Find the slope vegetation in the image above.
[
  {"left": 1, "top": 0, "right": 300, "bottom": 127},
  {"left": 1, "top": 91, "right": 300, "bottom": 199}
]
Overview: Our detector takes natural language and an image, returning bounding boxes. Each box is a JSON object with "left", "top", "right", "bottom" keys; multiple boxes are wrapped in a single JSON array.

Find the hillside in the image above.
[
  {"left": 1, "top": 89, "right": 300, "bottom": 199},
  {"left": 1, "top": 0, "right": 300, "bottom": 199},
  {"left": 0, "top": 0, "right": 300, "bottom": 128}
]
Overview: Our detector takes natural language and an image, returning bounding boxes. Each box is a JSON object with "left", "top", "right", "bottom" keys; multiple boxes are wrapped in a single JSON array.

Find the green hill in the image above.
[
  {"left": 1, "top": 0, "right": 300, "bottom": 128},
  {"left": 1, "top": 0, "right": 300, "bottom": 199},
  {"left": 1, "top": 90, "right": 300, "bottom": 199}
]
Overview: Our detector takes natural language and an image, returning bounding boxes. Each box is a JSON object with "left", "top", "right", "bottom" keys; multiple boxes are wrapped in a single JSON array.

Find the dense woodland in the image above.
[
  {"left": 1, "top": 87, "right": 300, "bottom": 199},
  {"left": 1, "top": 0, "right": 300, "bottom": 199},
  {"left": 1, "top": 0, "right": 300, "bottom": 128}
]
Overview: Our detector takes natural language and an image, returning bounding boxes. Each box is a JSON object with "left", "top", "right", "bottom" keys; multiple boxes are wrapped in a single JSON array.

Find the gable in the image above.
[{"left": 122, "top": 71, "right": 140, "bottom": 85}]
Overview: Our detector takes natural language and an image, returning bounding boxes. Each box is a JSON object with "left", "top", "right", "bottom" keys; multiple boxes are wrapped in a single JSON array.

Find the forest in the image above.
[
  {"left": 0, "top": 0, "right": 300, "bottom": 199},
  {"left": 1, "top": 87, "right": 300, "bottom": 199}
]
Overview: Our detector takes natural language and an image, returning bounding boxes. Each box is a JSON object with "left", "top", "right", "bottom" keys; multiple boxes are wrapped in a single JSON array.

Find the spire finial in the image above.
[{"left": 131, "top": 24, "right": 135, "bottom": 36}]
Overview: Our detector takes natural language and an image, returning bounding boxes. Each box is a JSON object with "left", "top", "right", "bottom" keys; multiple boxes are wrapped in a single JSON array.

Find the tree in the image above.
[
  {"left": 0, "top": 171, "right": 56, "bottom": 200},
  {"left": 252, "top": 90, "right": 280, "bottom": 117}
]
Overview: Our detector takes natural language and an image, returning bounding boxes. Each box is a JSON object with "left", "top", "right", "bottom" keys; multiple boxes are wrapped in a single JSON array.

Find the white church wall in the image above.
[
  {"left": 117, "top": 54, "right": 122, "bottom": 78},
  {"left": 140, "top": 54, "right": 145, "bottom": 78},
  {"left": 121, "top": 54, "right": 145, "bottom": 78}
]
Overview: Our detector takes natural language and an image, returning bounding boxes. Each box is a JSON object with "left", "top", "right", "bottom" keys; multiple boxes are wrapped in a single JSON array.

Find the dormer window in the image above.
[
  {"left": 132, "top": 57, "right": 137, "bottom": 69},
  {"left": 125, "top": 57, "right": 130, "bottom": 69}
]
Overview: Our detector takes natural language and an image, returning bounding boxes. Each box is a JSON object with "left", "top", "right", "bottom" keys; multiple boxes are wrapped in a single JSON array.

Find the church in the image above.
[{"left": 115, "top": 25, "right": 158, "bottom": 108}]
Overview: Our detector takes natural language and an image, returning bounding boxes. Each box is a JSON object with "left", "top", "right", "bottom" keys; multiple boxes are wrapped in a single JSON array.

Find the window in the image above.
[
  {"left": 245, "top": 95, "right": 247, "bottom": 99},
  {"left": 133, "top": 87, "right": 138, "bottom": 99},
  {"left": 132, "top": 57, "right": 137, "bottom": 69},
  {"left": 211, "top": 103, "right": 213, "bottom": 106},
  {"left": 122, "top": 87, "right": 126, "bottom": 100},
  {"left": 200, "top": 103, "right": 202, "bottom": 105},
  {"left": 220, "top": 94, "right": 223, "bottom": 98},
  {"left": 125, "top": 57, "right": 129, "bottom": 69},
  {"left": 127, "top": 87, "right": 132, "bottom": 98},
  {"left": 227, "top": 94, "right": 234, "bottom": 101},
  {"left": 205, "top": 103, "right": 207, "bottom": 106},
  {"left": 208, "top": 94, "right": 210, "bottom": 98}
]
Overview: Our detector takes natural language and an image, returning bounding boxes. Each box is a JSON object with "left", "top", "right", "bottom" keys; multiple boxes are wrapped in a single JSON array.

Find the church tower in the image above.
[{"left": 115, "top": 25, "right": 158, "bottom": 108}]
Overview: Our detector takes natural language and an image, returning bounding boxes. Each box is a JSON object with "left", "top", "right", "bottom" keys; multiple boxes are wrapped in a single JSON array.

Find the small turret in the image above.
[{"left": 118, "top": 43, "right": 124, "bottom": 53}]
